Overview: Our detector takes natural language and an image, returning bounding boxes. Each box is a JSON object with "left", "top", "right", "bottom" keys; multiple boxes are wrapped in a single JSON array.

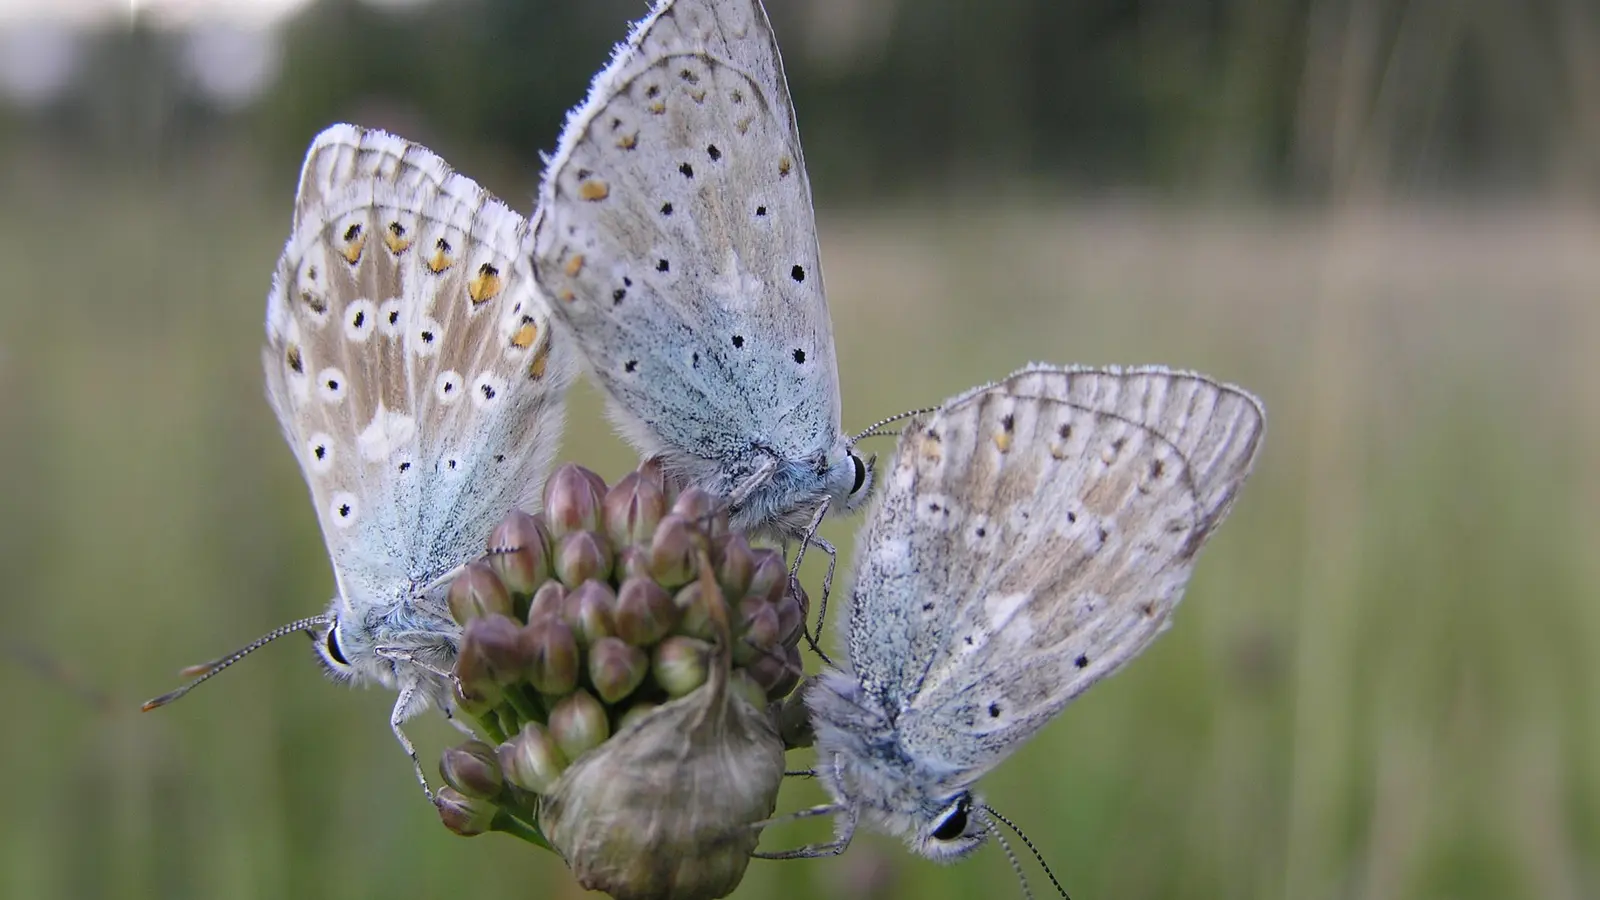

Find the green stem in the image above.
[
  {"left": 505, "top": 688, "right": 542, "bottom": 726},
  {"left": 490, "top": 808, "right": 551, "bottom": 851}
]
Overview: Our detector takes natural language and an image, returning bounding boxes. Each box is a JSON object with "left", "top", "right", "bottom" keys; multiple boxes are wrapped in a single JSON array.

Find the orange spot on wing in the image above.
[
  {"left": 469, "top": 264, "right": 503, "bottom": 305},
  {"left": 578, "top": 179, "right": 610, "bottom": 201},
  {"left": 341, "top": 234, "right": 367, "bottom": 265},
  {"left": 617, "top": 133, "right": 638, "bottom": 150},
  {"left": 512, "top": 322, "right": 538, "bottom": 349},
  {"left": 528, "top": 345, "right": 550, "bottom": 380},
  {"left": 778, "top": 157, "right": 792, "bottom": 177},
  {"left": 564, "top": 254, "right": 585, "bottom": 277}
]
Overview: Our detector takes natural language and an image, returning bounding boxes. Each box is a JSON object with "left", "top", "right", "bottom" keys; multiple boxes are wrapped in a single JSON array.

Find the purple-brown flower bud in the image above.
[
  {"left": 731, "top": 596, "right": 781, "bottom": 666},
  {"left": 746, "top": 549, "right": 788, "bottom": 605},
  {"left": 741, "top": 642, "right": 801, "bottom": 700},
  {"left": 457, "top": 614, "right": 528, "bottom": 689},
  {"left": 615, "top": 546, "right": 653, "bottom": 581},
  {"left": 485, "top": 511, "right": 553, "bottom": 596},
  {"left": 773, "top": 588, "right": 806, "bottom": 648},
  {"left": 525, "top": 581, "right": 567, "bottom": 624},
  {"left": 602, "top": 471, "right": 668, "bottom": 549},
  {"left": 498, "top": 721, "right": 567, "bottom": 794},
  {"left": 562, "top": 579, "right": 617, "bottom": 646},
  {"left": 518, "top": 618, "right": 580, "bottom": 696},
  {"left": 549, "top": 688, "right": 610, "bottom": 762},
  {"left": 440, "top": 740, "right": 504, "bottom": 800},
  {"left": 614, "top": 576, "right": 679, "bottom": 646},
  {"left": 545, "top": 463, "right": 607, "bottom": 537},
  {"left": 447, "top": 560, "right": 514, "bottom": 625},
  {"left": 435, "top": 786, "right": 497, "bottom": 836},
  {"left": 652, "top": 636, "right": 712, "bottom": 698},
  {"left": 555, "top": 530, "right": 614, "bottom": 587},
  {"left": 587, "top": 636, "right": 649, "bottom": 704},
  {"left": 670, "top": 487, "right": 727, "bottom": 537},
  {"left": 713, "top": 534, "right": 757, "bottom": 599}
]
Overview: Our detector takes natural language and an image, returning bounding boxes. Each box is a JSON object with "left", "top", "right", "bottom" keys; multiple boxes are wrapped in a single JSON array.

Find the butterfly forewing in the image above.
[
  {"left": 842, "top": 366, "right": 1264, "bottom": 778},
  {"left": 264, "top": 124, "right": 575, "bottom": 601},
  {"left": 532, "top": 0, "right": 842, "bottom": 493}
]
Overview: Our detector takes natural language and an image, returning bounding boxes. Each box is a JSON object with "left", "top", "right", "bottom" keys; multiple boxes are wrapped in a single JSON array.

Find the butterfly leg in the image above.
[
  {"left": 389, "top": 686, "right": 434, "bottom": 803},
  {"left": 750, "top": 804, "right": 856, "bottom": 860}
]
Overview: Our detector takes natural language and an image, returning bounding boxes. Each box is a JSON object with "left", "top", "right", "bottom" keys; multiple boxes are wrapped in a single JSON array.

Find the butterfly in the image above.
[
  {"left": 144, "top": 124, "right": 577, "bottom": 797},
  {"left": 530, "top": 0, "right": 874, "bottom": 585},
  {"left": 763, "top": 365, "right": 1264, "bottom": 887}
]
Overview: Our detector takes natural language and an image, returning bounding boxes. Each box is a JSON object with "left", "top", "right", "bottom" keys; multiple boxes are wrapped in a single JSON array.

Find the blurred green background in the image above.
[{"left": 2, "top": 0, "right": 1597, "bottom": 898}]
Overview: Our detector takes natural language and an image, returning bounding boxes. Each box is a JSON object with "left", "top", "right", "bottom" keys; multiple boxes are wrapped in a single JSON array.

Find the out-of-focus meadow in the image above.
[{"left": 2, "top": 1, "right": 1598, "bottom": 899}]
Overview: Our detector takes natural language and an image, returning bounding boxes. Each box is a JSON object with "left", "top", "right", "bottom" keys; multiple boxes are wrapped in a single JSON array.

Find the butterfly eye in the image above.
[
  {"left": 931, "top": 795, "right": 972, "bottom": 841},
  {"left": 324, "top": 624, "right": 349, "bottom": 666},
  {"left": 849, "top": 452, "right": 869, "bottom": 495}
]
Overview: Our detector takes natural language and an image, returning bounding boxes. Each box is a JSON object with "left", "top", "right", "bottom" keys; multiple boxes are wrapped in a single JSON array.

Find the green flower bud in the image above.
[
  {"left": 563, "top": 579, "right": 617, "bottom": 646},
  {"left": 614, "top": 701, "right": 660, "bottom": 733},
  {"left": 728, "top": 669, "right": 770, "bottom": 712},
  {"left": 603, "top": 471, "right": 668, "bottom": 549},
  {"left": 672, "top": 579, "right": 722, "bottom": 644},
  {"left": 648, "top": 515, "right": 702, "bottom": 589},
  {"left": 498, "top": 722, "right": 568, "bottom": 794},
  {"left": 614, "top": 576, "right": 679, "bottom": 646},
  {"left": 549, "top": 688, "right": 610, "bottom": 762},
  {"left": 451, "top": 677, "right": 501, "bottom": 718},
  {"left": 439, "top": 740, "right": 504, "bottom": 800},
  {"left": 545, "top": 464, "right": 607, "bottom": 537},
  {"left": 435, "top": 786, "right": 497, "bottom": 836},
  {"left": 652, "top": 636, "right": 711, "bottom": 698},
  {"left": 485, "top": 511, "right": 553, "bottom": 596},
  {"left": 526, "top": 581, "right": 567, "bottom": 624},
  {"left": 746, "top": 549, "right": 788, "bottom": 606},
  {"left": 731, "top": 596, "right": 780, "bottom": 667},
  {"left": 555, "top": 530, "right": 614, "bottom": 587},
  {"left": 713, "top": 534, "right": 756, "bottom": 599},
  {"left": 588, "top": 636, "right": 649, "bottom": 704},
  {"left": 518, "top": 617, "right": 580, "bottom": 696},
  {"left": 458, "top": 614, "right": 528, "bottom": 688},
  {"left": 447, "top": 560, "right": 514, "bottom": 625}
]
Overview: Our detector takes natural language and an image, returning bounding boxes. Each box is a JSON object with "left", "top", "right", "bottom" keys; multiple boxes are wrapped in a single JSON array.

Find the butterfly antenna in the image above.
[
  {"left": 984, "top": 805, "right": 1071, "bottom": 900},
  {"left": 981, "top": 811, "right": 1035, "bottom": 900},
  {"left": 140, "top": 614, "right": 332, "bottom": 711},
  {"left": 852, "top": 406, "right": 937, "bottom": 442}
]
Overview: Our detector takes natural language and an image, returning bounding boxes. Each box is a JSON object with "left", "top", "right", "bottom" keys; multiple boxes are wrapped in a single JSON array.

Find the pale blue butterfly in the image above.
[
  {"left": 530, "top": 0, "right": 875, "bottom": 585},
  {"left": 144, "top": 124, "right": 577, "bottom": 797},
  {"left": 761, "top": 365, "right": 1264, "bottom": 894}
]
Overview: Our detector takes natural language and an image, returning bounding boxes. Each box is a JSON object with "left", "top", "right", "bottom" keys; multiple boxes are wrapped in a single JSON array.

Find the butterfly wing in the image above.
[
  {"left": 531, "top": 0, "right": 841, "bottom": 491},
  {"left": 263, "top": 124, "right": 576, "bottom": 609},
  {"left": 842, "top": 365, "right": 1264, "bottom": 780}
]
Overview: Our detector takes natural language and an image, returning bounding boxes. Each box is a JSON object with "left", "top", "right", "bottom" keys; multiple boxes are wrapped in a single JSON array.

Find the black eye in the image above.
[
  {"left": 931, "top": 796, "right": 971, "bottom": 841},
  {"left": 324, "top": 626, "right": 348, "bottom": 666},
  {"left": 850, "top": 453, "right": 869, "bottom": 495}
]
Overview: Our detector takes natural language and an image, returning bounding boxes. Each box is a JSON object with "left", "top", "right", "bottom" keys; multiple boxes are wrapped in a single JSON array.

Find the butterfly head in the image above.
[
  {"left": 824, "top": 444, "right": 877, "bottom": 515},
  {"left": 309, "top": 595, "right": 458, "bottom": 709},
  {"left": 809, "top": 671, "right": 990, "bottom": 862}
]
